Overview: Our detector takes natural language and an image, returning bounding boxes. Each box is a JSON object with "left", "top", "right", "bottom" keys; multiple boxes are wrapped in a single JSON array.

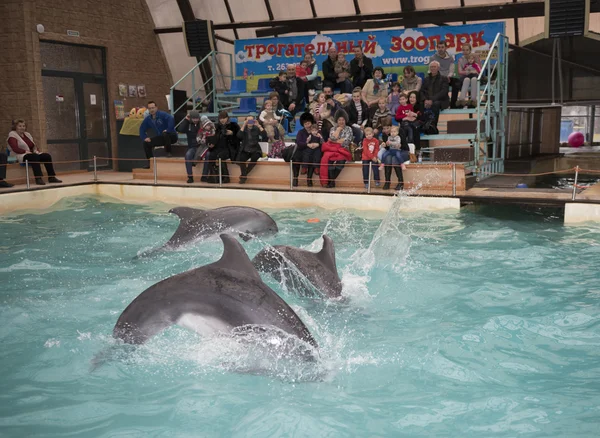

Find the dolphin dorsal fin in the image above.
[
  {"left": 169, "top": 207, "right": 204, "bottom": 222},
  {"left": 317, "top": 235, "right": 338, "bottom": 272},
  {"left": 212, "top": 234, "right": 261, "bottom": 281}
]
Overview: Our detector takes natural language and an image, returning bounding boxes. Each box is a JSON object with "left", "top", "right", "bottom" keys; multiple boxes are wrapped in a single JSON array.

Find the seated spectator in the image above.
[
  {"left": 387, "top": 82, "right": 402, "bottom": 116},
  {"left": 0, "top": 148, "right": 12, "bottom": 188},
  {"left": 320, "top": 109, "right": 353, "bottom": 188},
  {"left": 350, "top": 46, "right": 374, "bottom": 88},
  {"left": 458, "top": 53, "right": 481, "bottom": 107},
  {"left": 309, "top": 92, "right": 327, "bottom": 131},
  {"left": 362, "top": 67, "right": 388, "bottom": 108},
  {"left": 344, "top": 87, "right": 369, "bottom": 144},
  {"left": 259, "top": 100, "right": 285, "bottom": 143},
  {"left": 371, "top": 97, "right": 392, "bottom": 136},
  {"left": 214, "top": 110, "right": 241, "bottom": 163},
  {"left": 296, "top": 60, "right": 309, "bottom": 82},
  {"left": 322, "top": 86, "right": 343, "bottom": 113},
  {"left": 139, "top": 101, "right": 177, "bottom": 167},
  {"left": 7, "top": 119, "right": 62, "bottom": 185},
  {"left": 236, "top": 116, "right": 263, "bottom": 184},
  {"left": 283, "top": 64, "right": 305, "bottom": 121},
  {"left": 382, "top": 126, "right": 409, "bottom": 190},
  {"left": 303, "top": 52, "right": 320, "bottom": 97},
  {"left": 334, "top": 53, "right": 352, "bottom": 93},
  {"left": 401, "top": 66, "right": 422, "bottom": 93},
  {"left": 378, "top": 123, "right": 392, "bottom": 143},
  {"left": 269, "top": 71, "right": 289, "bottom": 103},
  {"left": 295, "top": 113, "right": 322, "bottom": 187},
  {"left": 421, "top": 61, "right": 449, "bottom": 126},
  {"left": 323, "top": 47, "right": 352, "bottom": 94},
  {"left": 319, "top": 103, "right": 335, "bottom": 143},
  {"left": 402, "top": 91, "right": 422, "bottom": 151},
  {"left": 430, "top": 40, "right": 459, "bottom": 108},
  {"left": 201, "top": 116, "right": 231, "bottom": 184},
  {"left": 361, "top": 127, "right": 381, "bottom": 189},
  {"left": 177, "top": 110, "right": 202, "bottom": 184}
]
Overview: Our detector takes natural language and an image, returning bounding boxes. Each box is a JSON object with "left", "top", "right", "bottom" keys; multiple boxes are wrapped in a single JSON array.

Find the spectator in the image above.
[
  {"left": 323, "top": 47, "right": 348, "bottom": 92},
  {"left": 264, "top": 92, "right": 293, "bottom": 134},
  {"left": 361, "top": 67, "right": 388, "bottom": 107},
  {"left": 387, "top": 82, "right": 402, "bottom": 116},
  {"left": 361, "top": 127, "right": 380, "bottom": 189},
  {"left": 7, "top": 119, "right": 62, "bottom": 185},
  {"left": 350, "top": 46, "right": 374, "bottom": 88},
  {"left": 203, "top": 116, "right": 231, "bottom": 184},
  {"left": 139, "top": 101, "right": 177, "bottom": 167},
  {"left": 0, "top": 147, "right": 12, "bottom": 188},
  {"left": 214, "top": 110, "right": 241, "bottom": 164},
  {"left": 303, "top": 52, "right": 320, "bottom": 99},
  {"left": 334, "top": 53, "right": 352, "bottom": 93},
  {"left": 379, "top": 123, "right": 392, "bottom": 143},
  {"left": 344, "top": 87, "right": 369, "bottom": 144},
  {"left": 296, "top": 60, "right": 309, "bottom": 81},
  {"left": 323, "top": 86, "right": 342, "bottom": 113},
  {"left": 429, "top": 41, "right": 460, "bottom": 108},
  {"left": 177, "top": 110, "right": 202, "bottom": 184},
  {"left": 382, "top": 126, "right": 409, "bottom": 190},
  {"left": 283, "top": 65, "right": 305, "bottom": 123},
  {"left": 309, "top": 92, "right": 327, "bottom": 131},
  {"left": 236, "top": 116, "right": 263, "bottom": 184},
  {"left": 401, "top": 66, "right": 422, "bottom": 93},
  {"left": 320, "top": 109, "right": 353, "bottom": 188},
  {"left": 457, "top": 53, "right": 481, "bottom": 107},
  {"left": 269, "top": 71, "right": 289, "bottom": 103},
  {"left": 319, "top": 103, "right": 335, "bottom": 142},
  {"left": 259, "top": 100, "right": 286, "bottom": 143},
  {"left": 403, "top": 92, "right": 422, "bottom": 151},
  {"left": 421, "top": 61, "right": 449, "bottom": 126},
  {"left": 295, "top": 113, "right": 322, "bottom": 187},
  {"left": 371, "top": 97, "right": 392, "bottom": 136}
]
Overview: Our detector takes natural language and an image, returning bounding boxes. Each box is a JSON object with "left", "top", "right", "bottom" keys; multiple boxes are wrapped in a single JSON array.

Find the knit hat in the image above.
[
  {"left": 200, "top": 115, "right": 211, "bottom": 126},
  {"left": 189, "top": 110, "right": 200, "bottom": 119}
]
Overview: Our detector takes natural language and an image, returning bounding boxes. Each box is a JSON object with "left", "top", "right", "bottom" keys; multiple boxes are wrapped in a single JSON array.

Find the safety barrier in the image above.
[{"left": 1, "top": 158, "right": 598, "bottom": 201}]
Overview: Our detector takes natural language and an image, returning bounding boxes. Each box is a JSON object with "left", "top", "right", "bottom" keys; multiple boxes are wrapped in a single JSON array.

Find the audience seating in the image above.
[
  {"left": 232, "top": 97, "right": 257, "bottom": 114},
  {"left": 252, "top": 78, "right": 272, "bottom": 94},
  {"left": 224, "top": 79, "right": 247, "bottom": 95}
]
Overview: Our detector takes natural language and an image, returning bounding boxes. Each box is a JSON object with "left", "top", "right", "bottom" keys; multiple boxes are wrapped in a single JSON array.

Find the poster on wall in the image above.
[
  {"left": 137, "top": 85, "right": 146, "bottom": 98},
  {"left": 118, "top": 83, "right": 127, "bottom": 97},
  {"left": 234, "top": 22, "right": 505, "bottom": 90},
  {"left": 114, "top": 100, "right": 125, "bottom": 120},
  {"left": 128, "top": 85, "right": 138, "bottom": 97}
]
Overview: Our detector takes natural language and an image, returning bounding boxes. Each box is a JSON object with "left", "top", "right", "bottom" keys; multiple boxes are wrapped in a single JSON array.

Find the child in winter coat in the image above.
[{"left": 360, "top": 127, "right": 380, "bottom": 188}]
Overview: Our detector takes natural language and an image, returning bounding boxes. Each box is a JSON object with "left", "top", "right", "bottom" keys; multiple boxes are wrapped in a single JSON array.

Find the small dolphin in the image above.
[
  {"left": 114, "top": 234, "right": 317, "bottom": 350},
  {"left": 252, "top": 235, "right": 343, "bottom": 299},
  {"left": 139, "top": 206, "right": 278, "bottom": 256}
]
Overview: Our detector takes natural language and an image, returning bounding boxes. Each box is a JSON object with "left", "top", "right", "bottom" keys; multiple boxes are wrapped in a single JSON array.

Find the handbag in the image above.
[
  {"left": 269, "top": 139, "right": 286, "bottom": 159},
  {"left": 281, "top": 144, "right": 298, "bottom": 162}
]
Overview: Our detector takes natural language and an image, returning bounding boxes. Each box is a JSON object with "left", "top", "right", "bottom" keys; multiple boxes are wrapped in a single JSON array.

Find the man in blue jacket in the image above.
[{"left": 139, "top": 101, "right": 177, "bottom": 167}]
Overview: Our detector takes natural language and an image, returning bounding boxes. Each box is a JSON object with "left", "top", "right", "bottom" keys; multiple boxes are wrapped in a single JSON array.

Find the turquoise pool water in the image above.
[{"left": 1, "top": 196, "right": 600, "bottom": 437}]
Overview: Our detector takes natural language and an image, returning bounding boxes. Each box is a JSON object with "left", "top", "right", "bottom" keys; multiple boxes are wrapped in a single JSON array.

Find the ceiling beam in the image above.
[
  {"left": 308, "top": 0, "right": 320, "bottom": 34},
  {"left": 215, "top": 34, "right": 235, "bottom": 45},
  {"left": 223, "top": 0, "right": 239, "bottom": 39},
  {"left": 256, "top": 19, "right": 407, "bottom": 38},
  {"left": 156, "top": 1, "right": 600, "bottom": 35}
]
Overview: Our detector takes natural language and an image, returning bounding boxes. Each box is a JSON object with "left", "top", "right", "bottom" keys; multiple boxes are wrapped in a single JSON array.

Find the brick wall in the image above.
[{"left": 0, "top": 0, "right": 173, "bottom": 166}]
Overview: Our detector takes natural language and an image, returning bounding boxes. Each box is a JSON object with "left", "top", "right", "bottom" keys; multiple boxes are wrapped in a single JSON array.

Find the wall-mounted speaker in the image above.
[
  {"left": 545, "top": 0, "right": 590, "bottom": 38},
  {"left": 183, "top": 20, "right": 215, "bottom": 58}
]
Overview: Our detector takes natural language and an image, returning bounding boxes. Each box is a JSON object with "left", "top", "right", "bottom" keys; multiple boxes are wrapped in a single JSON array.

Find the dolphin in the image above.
[
  {"left": 139, "top": 206, "right": 278, "bottom": 256},
  {"left": 252, "top": 235, "right": 343, "bottom": 299},
  {"left": 114, "top": 234, "right": 317, "bottom": 351}
]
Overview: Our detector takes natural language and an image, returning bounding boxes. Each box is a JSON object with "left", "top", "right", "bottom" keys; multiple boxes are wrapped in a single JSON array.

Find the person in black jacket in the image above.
[
  {"left": 420, "top": 61, "right": 450, "bottom": 126},
  {"left": 177, "top": 110, "right": 202, "bottom": 183},
  {"left": 344, "top": 88, "right": 370, "bottom": 144},
  {"left": 214, "top": 110, "right": 241, "bottom": 162},
  {"left": 236, "top": 116, "right": 264, "bottom": 184},
  {"left": 322, "top": 47, "right": 338, "bottom": 91},
  {"left": 268, "top": 71, "right": 289, "bottom": 103},
  {"left": 282, "top": 65, "right": 305, "bottom": 118},
  {"left": 350, "top": 46, "right": 373, "bottom": 88}
]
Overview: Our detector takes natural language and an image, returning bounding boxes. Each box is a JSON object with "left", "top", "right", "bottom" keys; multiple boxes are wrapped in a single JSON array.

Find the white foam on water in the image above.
[
  {"left": 0, "top": 259, "right": 75, "bottom": 272},
  {"left": 67, "top": 231, "right": 92, "bottom": 238}
]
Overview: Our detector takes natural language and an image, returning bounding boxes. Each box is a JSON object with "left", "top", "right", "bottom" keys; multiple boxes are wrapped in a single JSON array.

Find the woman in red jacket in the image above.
[{"left": 7, "top": 120, "right": 62, "bottom": 185}]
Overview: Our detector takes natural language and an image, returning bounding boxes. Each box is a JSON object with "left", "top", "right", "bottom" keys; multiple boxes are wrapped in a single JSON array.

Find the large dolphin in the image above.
[
  {"left": 115, "top": 234, "right": 317, "bottom": 350},
  {"left": 252, "top": 235, "right": 343, "bottom": 299},
  {"left": 140, "top": 206, "right": 278, "bottom": 256}
]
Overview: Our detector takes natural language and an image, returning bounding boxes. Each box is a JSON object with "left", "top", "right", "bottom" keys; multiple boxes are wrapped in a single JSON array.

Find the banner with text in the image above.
[{"left": 234, "top": 22, "right": 504, "bottom": 81}]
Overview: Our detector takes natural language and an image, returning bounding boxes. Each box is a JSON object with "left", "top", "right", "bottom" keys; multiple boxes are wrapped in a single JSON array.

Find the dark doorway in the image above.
[{"left": 40, "top": 41, "right": 111, "bottom": 171}]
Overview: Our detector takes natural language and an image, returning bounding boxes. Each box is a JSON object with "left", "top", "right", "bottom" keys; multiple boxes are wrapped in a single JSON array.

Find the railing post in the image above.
[
  {"left": 572, "top": 166, "right": 579, "bottom": 201},
  {"left": 452, "top": 163, "right": 456, "bottom": 196},
  {"left": 153, "top": 157, "right": 157, "bottom": 185},
  {"left": 218, "top": 158, "right": 222, "bottom": 187},
  {"left": 93, "top": 156, "right": 97, "bottom": 182},
  {"left": 368, "top": 161, "right": 372, "bottom": 194},
  {"left": 289, "top": 160, "right": 294, "bottom": 190},
  {"left": 25, "top": 160, "right": 30, "bottom": 189}
]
